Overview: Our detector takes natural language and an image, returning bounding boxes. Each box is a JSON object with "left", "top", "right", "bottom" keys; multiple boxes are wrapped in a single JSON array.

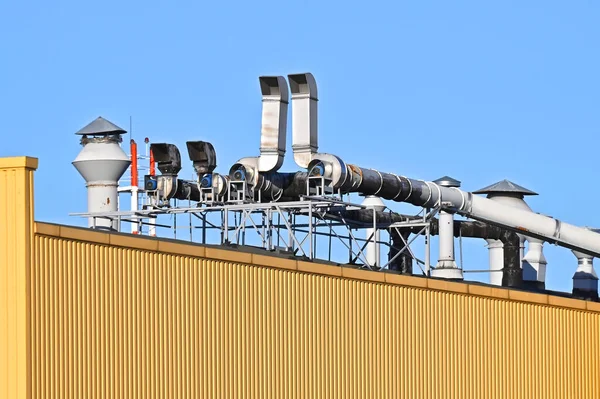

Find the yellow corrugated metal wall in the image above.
[
  {"left": 0, "top": 157, "right": 37, "bottom": 399},
  {"left": 31, "top": 232, "right": 600, "bottom": 399},
  {"left": 3, "top": 155, "right": 600, "bottom": 398}
]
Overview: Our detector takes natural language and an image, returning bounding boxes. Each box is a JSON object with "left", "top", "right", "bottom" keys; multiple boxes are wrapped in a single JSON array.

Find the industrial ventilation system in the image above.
[{"left": 72, "top": 73, "right": 600, "bottom": 301}]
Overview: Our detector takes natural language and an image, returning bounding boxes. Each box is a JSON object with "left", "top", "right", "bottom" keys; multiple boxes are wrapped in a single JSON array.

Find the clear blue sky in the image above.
[{"left": 2, "top": 1, "right": 599, "bottom": 293}]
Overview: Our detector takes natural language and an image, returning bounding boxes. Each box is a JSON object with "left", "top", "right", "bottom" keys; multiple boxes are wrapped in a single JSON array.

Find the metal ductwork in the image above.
[
  {"left": 474, "top": 179, "right": 543, "bottom": 287},
  {"left": 307, "top": 154, "right": 600, "bottom": 258},
  {"left": 231, "top": 76, "right": 289, "bottom": 190},
  {"left": 186, "top": 140, "right": 228, "bottom": 200},
  {"left": 150, "top": 143, "right": 182, "bottom": 175},
  {"left": 288, "top": 73, "right": 319, "bottom": 168},
  {"left": 186, "top": 141, "right": 217, "bottom": 175},
  {"left": 72, "top": 116, "right": 131, "bottom": 231},
  {"left": 258, "top": 76, "right": 288, "bottom": 173},
  {"left": 432, "top": 176, "right": 463, "bottom": 280},
  {"left": 146, "top": 143, "right": 200, "bottom": 203}
]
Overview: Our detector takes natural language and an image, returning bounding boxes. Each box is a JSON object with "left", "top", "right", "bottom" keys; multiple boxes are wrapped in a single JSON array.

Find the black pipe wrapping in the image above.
[
  {"left": 256, "top": 172, "right": 308, "bottom": 202},
  {"left": 171, "top": 179, "right": 201, "bottom": 202},
  {"left": 356, "top": 167, "right": 428, "bottom": 206}
]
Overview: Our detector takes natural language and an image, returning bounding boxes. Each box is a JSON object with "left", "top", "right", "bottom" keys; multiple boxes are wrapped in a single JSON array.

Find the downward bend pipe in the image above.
[
  {"left": 307, "top": 156, "right": 600, "bottom": 258},
  {"left": 232, "top": 76, "right": 289, "bottom": 184}
]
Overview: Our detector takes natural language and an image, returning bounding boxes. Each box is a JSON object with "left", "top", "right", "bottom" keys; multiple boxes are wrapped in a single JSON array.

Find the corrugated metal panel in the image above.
[{"left": 32, "top": 234, "right": 600, "bottom": 398}]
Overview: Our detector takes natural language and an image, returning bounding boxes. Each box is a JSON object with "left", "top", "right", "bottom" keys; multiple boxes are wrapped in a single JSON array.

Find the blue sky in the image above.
[{"left": 1, "top": 1, "right": 599, "bottom": 293}]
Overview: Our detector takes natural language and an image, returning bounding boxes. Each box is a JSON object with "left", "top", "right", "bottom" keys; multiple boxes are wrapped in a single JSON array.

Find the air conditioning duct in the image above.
[
  {"left": 186, "top": 140, "right": 228, "bottom": 200},
  {"left": 147, "top": 143, "right": 201, "bottom": 203},
  {"left": 432, "top": 176, "right": 463, "bottom": 280},
  {"left": 231, "top": 76, "right": 289, "bottom": 194}
]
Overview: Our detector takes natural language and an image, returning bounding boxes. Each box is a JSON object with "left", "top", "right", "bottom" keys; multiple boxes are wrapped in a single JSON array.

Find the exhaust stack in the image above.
[
  {"left": 288, "top": 73, "right": 318, "bottom": 168},
  {"left": 72, "top": 116, "right": 131, "bottom": 231}
]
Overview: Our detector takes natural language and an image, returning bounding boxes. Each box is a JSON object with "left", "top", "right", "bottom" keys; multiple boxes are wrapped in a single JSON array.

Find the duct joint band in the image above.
[
  {"left": 450, "top": 187, "right": 466, "bottom": 210},
  {"left": 373, "top": 169, "right": 384, "bottom": 196},
  {"left": 553, "top": 219, "right": 562, "bottom": 241},
  {"left": 422, "top": 180, "right": 434, "bottom": 207},
  {"left": 390, "top": 174, "right": 404, "bottom": 200}
]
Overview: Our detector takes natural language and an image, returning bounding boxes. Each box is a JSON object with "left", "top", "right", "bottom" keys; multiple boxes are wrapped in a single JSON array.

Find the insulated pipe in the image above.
[
  {"left": 288, "top": 73, "right": 319, "bottom": 168},
  {"left": 307, "top": 156, "right": 600, "bottom": 258},
  {"left": 228, "top": 168, "right": 308, "bottom": 202}
]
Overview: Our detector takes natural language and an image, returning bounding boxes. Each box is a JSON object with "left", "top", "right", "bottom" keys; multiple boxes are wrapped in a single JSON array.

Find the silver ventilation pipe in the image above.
[
  {"left": 258, "top": 76, "right": 288, "bottom": 172},
  {"left": 288, "top": 73, "right": 319, "bottom": 168},
  {"left": 307, "top": 156, "right": 600, "bottom": 261},
  {"left": 72, "top": 116, "right": 131, "bottom": 231},
  {"left": 231, "top": 76, "right": 289, "bottom": 190}
]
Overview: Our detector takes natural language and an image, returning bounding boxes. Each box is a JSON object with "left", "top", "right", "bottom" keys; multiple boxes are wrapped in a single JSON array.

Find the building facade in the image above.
[{"left": 1, "top": 156, "right": 600, "bottom": 398}]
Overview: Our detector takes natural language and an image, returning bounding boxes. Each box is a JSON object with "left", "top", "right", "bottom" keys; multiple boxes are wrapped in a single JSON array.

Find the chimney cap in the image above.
[
  {"left": 473, "top": 179, "right": 538, "bottom": 196},
  {"left": 433, "top": 175, "right": 461, "bottom": 188},
  {"left": 76, "top": 116, "right": 127, "bottom": 136}
]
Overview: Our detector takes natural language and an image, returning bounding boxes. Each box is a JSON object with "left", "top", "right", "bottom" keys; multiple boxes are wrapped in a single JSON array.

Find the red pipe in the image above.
[
  {"left": 149, "top": 148, "right": 156, "bottom": 176},
  {"left": 130, "top": 139, "right": 138, "bottom": 187}
]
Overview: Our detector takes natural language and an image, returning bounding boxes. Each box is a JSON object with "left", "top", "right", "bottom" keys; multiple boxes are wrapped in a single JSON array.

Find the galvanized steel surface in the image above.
[{"left": 31, "top": 233, "right": 600, "bottom": 398}]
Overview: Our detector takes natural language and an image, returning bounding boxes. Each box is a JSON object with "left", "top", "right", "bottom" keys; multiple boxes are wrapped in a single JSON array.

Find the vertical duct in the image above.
[
  {"left": 473, "top": 180, "right": 539, "bottom": 286},
  {"left": 230, "top": 75, "right": 289, "bottom": 191},
  {"left": 431, "top": 176, "right": 463, "bottom": 280},
  {"left": 288, "top": 73, "right": 319, "bottom": 168},
  {"left": 72, "top": 116, "right": 131, "bottom": 231},
  {"left": 361, "top": 195, "right": 386, "bottom": 267},
  {"left": 258, "top": 76, "right": 288, "bottom": 172}
]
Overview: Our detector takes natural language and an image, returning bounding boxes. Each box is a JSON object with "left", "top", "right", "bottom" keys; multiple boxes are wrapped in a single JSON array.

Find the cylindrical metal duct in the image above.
[
  {"left": 72, "top": 117, "right": 131, "bottom": 231},
  {"left": 432, "top": 176, "right": 462, "bottom": 280},
  {"left": 307, "top": 155, "right": 600, "bottom": 258}
]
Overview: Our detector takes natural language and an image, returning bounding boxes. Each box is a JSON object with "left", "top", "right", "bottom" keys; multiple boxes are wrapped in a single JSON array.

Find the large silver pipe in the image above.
[
  {"left": 308, "top": 155, "right": 600, "bottom": 258},
  {"left": 258, "top": 76, "right": 288, "bottom": 172},
  {"left": 288, "top": 73, "right": 319, "bottom": 168},
  {"left": 232, "top": 75, "right": 289, "bottom": 182}
]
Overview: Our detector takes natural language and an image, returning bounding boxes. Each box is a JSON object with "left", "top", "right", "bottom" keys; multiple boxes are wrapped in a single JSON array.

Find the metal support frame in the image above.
[{"left": 71, "top": 196, "right": 435, "bottom": 270}]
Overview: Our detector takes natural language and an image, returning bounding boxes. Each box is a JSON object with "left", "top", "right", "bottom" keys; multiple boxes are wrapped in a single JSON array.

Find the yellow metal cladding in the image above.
[
  {"left": 3, "top": 155, "right": 600, "bottom": 398},
  {"left": 0, "top": 157, "right": 37, "bottom": 399},
  {"left": 31, "top": 227, "right": 600, "bottom": 399}
]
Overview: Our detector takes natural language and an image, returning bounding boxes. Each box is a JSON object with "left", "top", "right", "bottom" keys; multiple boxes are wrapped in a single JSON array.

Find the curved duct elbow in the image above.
[
  {"left": 289, "top": 73, "right": 318, "bottom": 168},
  {"left": 186, "top": 141, "right": 217, "bottom": 175},
  {"left": 150, "top": 143, "right": 182, "bottom": 175},
  {"left": 258, "top": 76, "right": 288, "bottom": 172}
]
